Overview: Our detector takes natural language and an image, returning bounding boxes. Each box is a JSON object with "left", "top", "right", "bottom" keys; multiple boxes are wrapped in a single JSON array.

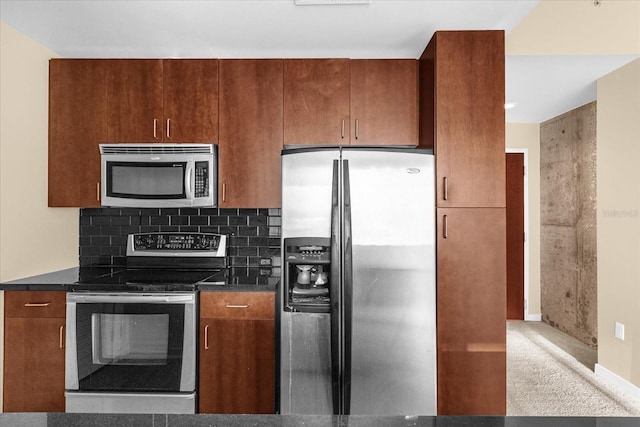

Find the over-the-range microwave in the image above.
[{"left": 100, "top": 143, "right": 217, "bottom": 208}]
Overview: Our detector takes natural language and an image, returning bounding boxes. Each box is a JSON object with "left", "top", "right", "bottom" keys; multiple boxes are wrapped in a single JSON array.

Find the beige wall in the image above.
[
  {"left": 506, "top": 0, "right": 640, "bottom": 55},
  {"left": 506, "top": 123, "right": 541, "bottom": 320},
  {"left": 0, "top": 21, "right": 78, "bottom": 283},
  {"left": 597, "top": 59, "right": 640, "bottom": 387}
]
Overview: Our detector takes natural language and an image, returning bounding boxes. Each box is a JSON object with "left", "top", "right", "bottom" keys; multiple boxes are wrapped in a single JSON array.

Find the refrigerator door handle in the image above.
[
  {"left": 330, "top": 159, "right": 342, "bottom": 415},
  {"left": 342, "top": 159, "right": 353, "bottom": 415}
]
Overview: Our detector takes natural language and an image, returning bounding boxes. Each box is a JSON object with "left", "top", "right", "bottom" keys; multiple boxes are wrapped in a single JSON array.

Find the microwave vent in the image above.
[{"left": 100, "top": 144, "right": 214, "bottom": 155}]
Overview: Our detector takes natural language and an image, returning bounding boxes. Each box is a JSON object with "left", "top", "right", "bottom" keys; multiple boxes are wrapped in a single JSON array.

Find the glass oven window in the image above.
[
  {"left": 92, "top": 313, "right": 170, "bottom": 365},
  {"left": 74, "top": 302, "right": 187, "bottom": 392}
]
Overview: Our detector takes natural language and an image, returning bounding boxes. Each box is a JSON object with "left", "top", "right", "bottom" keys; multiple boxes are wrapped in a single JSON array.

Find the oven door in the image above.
[{"left": 65, "top": 293, "right": 196, "bottom": 393}]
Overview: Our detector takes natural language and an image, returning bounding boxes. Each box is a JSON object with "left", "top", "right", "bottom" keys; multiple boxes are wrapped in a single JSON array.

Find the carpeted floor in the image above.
[{"left": 507, "top": 321, "right": 640, "bottom": 416}]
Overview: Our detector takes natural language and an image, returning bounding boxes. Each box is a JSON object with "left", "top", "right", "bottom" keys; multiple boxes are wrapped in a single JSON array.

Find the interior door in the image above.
[{"left": 506, "top": 152, "right": 525, "bottom": 320}]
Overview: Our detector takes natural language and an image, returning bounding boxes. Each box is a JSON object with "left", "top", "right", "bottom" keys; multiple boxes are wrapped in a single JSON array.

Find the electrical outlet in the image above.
[{"left": 615, "top": 322, "right": 625, "bottom": 340}]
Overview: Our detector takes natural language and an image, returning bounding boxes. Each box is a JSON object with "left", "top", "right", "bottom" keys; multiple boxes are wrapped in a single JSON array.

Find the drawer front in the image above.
[
  {"left": 5, "top": 291, "right": 66, "bottom": 318},
  {"left": 200, "top": 292, "right": 274, "bottom": 319}
]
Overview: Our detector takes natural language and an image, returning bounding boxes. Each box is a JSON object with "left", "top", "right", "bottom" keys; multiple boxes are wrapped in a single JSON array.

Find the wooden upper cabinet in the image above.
[
  {"left": 284, "top": 59, "right": 350, "bottom": 145},
  {"left": 219, "top": 59, "right": 283, "bottom": 208},
  {"left": 349, "top": 59, "right": 418, "bottom": 146},
  {"left": 420, "top": 31, "right": 506, "bottom": 208},
  {"left": 107, "top": 59, "right": 218, "bottom": 143},
  {"left": 163, "top": 59, "right": 218, "bottom": 142},
  {"left": 284, "top": 59, "right": 417, "bottom": 146},
  {"left": 49, "top": 59, "right": 107, "bottom": 207},
  {"left": 107, "top": 59, "right": 163, "bottom": 143}
]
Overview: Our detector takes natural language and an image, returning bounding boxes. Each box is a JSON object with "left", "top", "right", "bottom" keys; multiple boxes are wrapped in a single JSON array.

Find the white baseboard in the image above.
[
  {"left": 525, "top": 313, "right": 542, "bottom": 322},
  {"left": 595, "top": 363, "right": 640, "bottom": 399}
]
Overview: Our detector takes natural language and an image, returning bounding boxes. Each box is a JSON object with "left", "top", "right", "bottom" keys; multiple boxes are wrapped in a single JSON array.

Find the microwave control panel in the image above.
[{"left": 194, "top": 161, "right": 209, "bottom": 198}]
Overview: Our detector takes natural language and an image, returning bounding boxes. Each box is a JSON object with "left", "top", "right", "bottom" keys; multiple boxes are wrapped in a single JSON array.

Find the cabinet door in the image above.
[
  {"left": 163, "top": 59, "right": 218, "bottom": 143},
  {"left": 199, "top": 317, "right": 275, "bottom": 414},
  {"left": 436, "top": 207, "right": 506, "bottom": 415},
  {"left": 349, "top": 59, "right": 418, "bottom": 146},
  {"left": 219, "top": 59, "right": 283, "bottom": 207},
  {"left": 49, "top": 59, "right": 107, "bottom": 207},
  {"left": 423, "top": 31, "right": 506, "bottom": 208},
  {"left": 107, "top": 59, "right": 163, "bottom": 143},
  {"left": 284, "top": 59, "right": 350, "bottom": 146},
  {"left": 3, "top": 317, "right": 65, "bottom": 412}
]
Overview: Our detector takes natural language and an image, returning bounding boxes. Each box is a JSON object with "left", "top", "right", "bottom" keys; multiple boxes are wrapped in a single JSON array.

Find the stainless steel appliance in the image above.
[
  {"left": 279, "top": 147, "right": 436, "bottom": 416},
  {"left": 66, "top": 232, "right": 227, "bottom": 414},
  {"left": 100, "top": 143, "right": 217, "bottom": 208}
]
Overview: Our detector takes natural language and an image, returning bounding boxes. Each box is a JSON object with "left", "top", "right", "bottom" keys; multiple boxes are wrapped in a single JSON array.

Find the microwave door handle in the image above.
[{"left": 185, "top": 166, "right": 193, "bottom": 199}]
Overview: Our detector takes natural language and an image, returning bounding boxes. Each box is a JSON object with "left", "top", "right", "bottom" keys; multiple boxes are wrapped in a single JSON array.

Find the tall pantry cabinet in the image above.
[{"left": 419, "top": 30, "right": 507, "bottom": 415}]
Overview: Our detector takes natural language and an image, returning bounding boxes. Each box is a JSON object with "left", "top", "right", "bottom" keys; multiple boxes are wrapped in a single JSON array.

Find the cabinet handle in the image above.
[
  {"left": 24, "top": 302, "right": 51, "bottom": 307},
  {"left": 153, "top": 119, "right": 158, "bottom": 139},
  {"left": 355, "top": 119, "right": 359, "bottom": 140},
  {"left": 341, "top": 118, "right": 345, "bottom": 139},
  {"left": 204, "top": 324, "right": 209, "bottom": 350},
  {"left": 443, "top": 177, "right": 449, "bottom": 201},
  {"left": 222, "top": 182, "right": 227, "bottom": 203},
  {"left": 59, "top": 325, "right": 65, "bottom": 349},
  {"left": 166, "top": 118, "right": 171, "bottom": 139},
  {"left": 443, "top": 215, "right": 448, "bottom": 239},
  {"left": 97, "top": 182, "right": 100, "bottom": 202},
  {"left": 225, "top": 304, "right": 249, "bottom": 309}
]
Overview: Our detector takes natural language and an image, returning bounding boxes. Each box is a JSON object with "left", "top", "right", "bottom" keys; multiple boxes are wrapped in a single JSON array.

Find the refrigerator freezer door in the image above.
[
  {"left": 281, "top": 148, "right": 340, "bottom": 415},
  {"left": 281, "top": 148, "right": 340, "bottom": 240},
  {"left": 279, "top": 312, "right": 332, "bottom": 415},
  {"left": 342, "top": 148, "right": 436, "bottom": 415}
]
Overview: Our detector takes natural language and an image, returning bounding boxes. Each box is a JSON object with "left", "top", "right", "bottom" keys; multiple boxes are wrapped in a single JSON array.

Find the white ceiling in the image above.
[{"left": 1, "top": 0, "right": 637, "bottom": 123}]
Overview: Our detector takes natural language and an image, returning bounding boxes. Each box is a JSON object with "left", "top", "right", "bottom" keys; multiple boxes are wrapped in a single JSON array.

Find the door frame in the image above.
[{"left": 506, "top": 148, "right": 531, "bottom": 321}]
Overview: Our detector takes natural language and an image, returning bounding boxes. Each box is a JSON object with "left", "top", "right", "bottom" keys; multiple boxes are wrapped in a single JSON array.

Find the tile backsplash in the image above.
[{"left": 79, "top": 207, "right": 281, "bottom": 271}]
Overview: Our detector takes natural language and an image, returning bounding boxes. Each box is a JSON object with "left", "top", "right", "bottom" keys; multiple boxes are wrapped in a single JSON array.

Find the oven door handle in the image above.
[{"left": 66, "top": 294, "right": 195, "bottom": 304}]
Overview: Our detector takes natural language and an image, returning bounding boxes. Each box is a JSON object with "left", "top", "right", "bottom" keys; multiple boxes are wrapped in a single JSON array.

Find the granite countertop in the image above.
[
  {"left": 0, "top": 414, "right": 639, "bottom": 427},
  {"left": 0, "top": 266, "right": 277, "bottom": 292}
]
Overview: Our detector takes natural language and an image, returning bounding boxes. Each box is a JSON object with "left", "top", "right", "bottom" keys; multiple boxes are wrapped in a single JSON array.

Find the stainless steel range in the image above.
[{"left": 65, "top": 232, "right": 227, "bottom": 414}]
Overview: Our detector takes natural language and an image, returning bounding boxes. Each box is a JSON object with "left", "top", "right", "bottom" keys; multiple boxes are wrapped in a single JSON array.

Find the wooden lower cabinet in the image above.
[
  {"left": 436, "top": 208, "right": 507, "bottom": 415},
  {"left": 3, "top": 291, "right": 66, "bottom": 412},
  {"left": 199, "top": 292, "right": 275, "bottom": 414}
]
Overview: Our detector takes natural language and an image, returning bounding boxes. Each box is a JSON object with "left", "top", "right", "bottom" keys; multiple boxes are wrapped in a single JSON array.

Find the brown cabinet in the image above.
[
  {"left": 283, "top": 59, "right": 350, "bottom": 146},
  {"left": 349, "top": 59, "right": 418, "bottom": 146},
  {"left": 284, "top": 59, "right": 417, "bottom": 146},
  {"left": 420, "top": 31, "right": 507, "bottom": 415},
  {"left": 107, "top": 59, "right": 218, "bottom": 143},
  {"left": 3, "top": 291, "right": 66, "bottom": 412},
  {"left": 436, "top": 208, "right": 506, "bottom": 415},
  {"left": 420, "top": 31, "right": 505, "bottom": 208},
  {"left": 218, "top": 60, "right": 283, "bottom": 208},
  {"left": 48, "top": 59, "right": 107, "bottom": 207},
  {"left": 199, "top": 292, "right": 275, "bottom": 414},
  {"left": 48, "top": 58, "right": 218, "bottom": 207}
]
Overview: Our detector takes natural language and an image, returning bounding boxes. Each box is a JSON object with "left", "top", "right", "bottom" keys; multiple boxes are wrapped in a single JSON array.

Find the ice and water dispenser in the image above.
[{"left": 283, "top": 237, "right": 331, "bottom": 313}]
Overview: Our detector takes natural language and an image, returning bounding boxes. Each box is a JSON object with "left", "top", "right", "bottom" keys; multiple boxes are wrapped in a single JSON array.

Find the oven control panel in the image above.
[{"left": 127, "top": 232, "right": 227, "bottom": 257}]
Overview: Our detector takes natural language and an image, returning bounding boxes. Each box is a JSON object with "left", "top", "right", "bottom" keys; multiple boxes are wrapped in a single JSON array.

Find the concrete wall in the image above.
[
  {"left": 597, "top": 59, "right": 640, "bottom": 389},
  {"left": 540, "top": 102, "right": 598, "bottom": 347}
]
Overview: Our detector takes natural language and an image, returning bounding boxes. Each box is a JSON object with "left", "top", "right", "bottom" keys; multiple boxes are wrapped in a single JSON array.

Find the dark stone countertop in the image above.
[
  {"left": 0, "top": 414, "right": 639, "bottom": 427},
  {"left": 0, "top": 266, "right": 277, "bottom": 292}
]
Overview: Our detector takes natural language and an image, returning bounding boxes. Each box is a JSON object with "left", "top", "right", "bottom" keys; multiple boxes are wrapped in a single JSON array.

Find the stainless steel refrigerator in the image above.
[{"left": 278, "top": 146, "right": 436, "bottom": 416}]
